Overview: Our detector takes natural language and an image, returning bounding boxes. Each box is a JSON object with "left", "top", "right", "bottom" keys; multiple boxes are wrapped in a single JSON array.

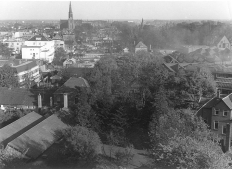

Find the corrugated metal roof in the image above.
[
  {"left": 0, "top": 112, "right": 42, "bottom": 146},
  {"left": 7, "top": 114, "right": 67, "bottom": 159}
]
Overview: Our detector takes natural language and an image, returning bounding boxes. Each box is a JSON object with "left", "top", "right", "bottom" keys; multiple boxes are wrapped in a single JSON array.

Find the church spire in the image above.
[{"left": 69, "top": 1, "right": 73, "bottom": 19}]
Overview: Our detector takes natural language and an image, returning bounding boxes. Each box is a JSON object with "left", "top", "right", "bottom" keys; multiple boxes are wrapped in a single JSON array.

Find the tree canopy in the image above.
[{"left": 0, "top": 64, "right": 19, "bottom": 88}]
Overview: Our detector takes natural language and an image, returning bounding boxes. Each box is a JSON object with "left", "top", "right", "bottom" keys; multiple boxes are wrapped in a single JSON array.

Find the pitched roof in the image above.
[
  {"left": 11, "top": 61, "right": 38, "bottom": 73},
  {"left": 0, "top": 112, "right": 43, "bottom": 147},
  {"left": 135, "top": 41, "right": 147, "bottom": 48},
  {"left": 222, "top": 93, "right": 232, "bottom": 109},
  {"left": 0, "top": 87, "right": 37, "bottom": 106},
  {"left": 52, "top": 34, "right": 63, "bottom": 40},
  {"left": 27, "top": 34, "right": 51, "bottom": 41},
  {"left": 54, "top": 77, "right": 90, "bottom": 94},
  {"left": 7, "top": 114, "right": 67, "bottom": 159}
]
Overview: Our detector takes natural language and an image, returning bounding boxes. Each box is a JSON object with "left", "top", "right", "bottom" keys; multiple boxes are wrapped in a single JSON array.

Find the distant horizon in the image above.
[
  {"left": 0, "top": 19, "right": 231, "bottom": 21},
  {"left": 0, "top": 1, "right": 231, "bottom": 20}
]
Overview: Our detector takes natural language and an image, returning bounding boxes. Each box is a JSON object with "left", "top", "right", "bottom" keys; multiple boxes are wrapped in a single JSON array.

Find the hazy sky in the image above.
[{"left": 0, "top": 0, "right": 232, "bottom": 20}]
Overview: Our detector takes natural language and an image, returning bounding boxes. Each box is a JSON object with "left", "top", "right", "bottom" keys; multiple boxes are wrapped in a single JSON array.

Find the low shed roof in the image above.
[
  {"left": 7, "top": 114, "right": 67, "bottom": 159},
  {"left": 0, "top": 112, "right": 42, "bottom": 146}
]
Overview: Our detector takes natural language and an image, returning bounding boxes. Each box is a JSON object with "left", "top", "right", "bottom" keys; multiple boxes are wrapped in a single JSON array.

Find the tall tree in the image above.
[
  {"left": 0, "top": 64, "right": 19, "bottom": 88},
  {"left": 52, "top": 47, "right": 67, "bottom": 66},
  {"left": 0, "top": 43, "right": 12, "bottom": 59}
]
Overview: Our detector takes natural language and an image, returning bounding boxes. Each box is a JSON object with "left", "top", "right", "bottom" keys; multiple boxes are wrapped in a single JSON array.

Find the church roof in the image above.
[{"left": 135, "top": 41, "right": 147, "bottom": 48}]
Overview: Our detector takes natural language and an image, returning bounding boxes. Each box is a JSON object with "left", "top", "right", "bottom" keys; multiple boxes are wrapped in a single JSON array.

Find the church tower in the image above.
[{"left": 68, "top": 1, "right": 74, "bottom": 31}]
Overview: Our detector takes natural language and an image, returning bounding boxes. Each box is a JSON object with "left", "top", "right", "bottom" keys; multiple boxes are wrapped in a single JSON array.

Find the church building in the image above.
[
  {"left": 60, "top": 2, "right": 75, "bottom": 31},
  {"left": 60, "top": 2, "right": 77, "bottom": 53}
]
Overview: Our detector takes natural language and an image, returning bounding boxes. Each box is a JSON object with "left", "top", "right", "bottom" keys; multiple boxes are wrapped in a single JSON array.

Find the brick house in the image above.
[{"left": 196, "top": 93, "right": 232, "bottom": 150}]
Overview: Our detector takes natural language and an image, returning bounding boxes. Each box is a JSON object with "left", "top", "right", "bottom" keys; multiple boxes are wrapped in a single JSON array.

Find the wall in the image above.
[
  {"left": 135, "top": 47, "right": 147, "bottom": 53},
  {"left": 211, "top": 101, "right": 232, "bottom": 144}
]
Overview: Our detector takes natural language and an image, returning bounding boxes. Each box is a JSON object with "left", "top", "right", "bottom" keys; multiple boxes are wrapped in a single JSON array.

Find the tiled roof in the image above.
[
  {"left": 0, "top": 112, "right": 43, "bottom": 147},
  {"left": 135, "top": 41, "right": 147, "bottom": 48},
  {"left": 27, "top": 34, "right": 51, "bottom": 41},
  {"left": 0, "top": 87, "right": 37, "bottom": 106},
  {"left": 201, "top": 97, "right": 221, "bottom": 109},
  {"left": 54, "top": 77, "right": 90, "bottom": 94},
  {"left": 7, "top": 114, "right": 67, "bottom": 159}
]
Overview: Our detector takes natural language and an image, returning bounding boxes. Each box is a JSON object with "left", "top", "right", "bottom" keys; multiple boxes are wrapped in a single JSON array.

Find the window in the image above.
[
  {"left": 222, "top": 125, "right": 227, "bottom": 134},
  {"left": 223, "top": 110, "right": 229, "bottom": 116},
  {"left": 215, "top": 109, "right": 219, "bottom": 115},
  {"left": 33, "top": 42, "right": 35, "bottom": 45},
  {"left": 214, "top": 121, "right": 219, "bottom": 130},
  {"left": 74, "top": 97, "right": 78, "bottom": 104}
]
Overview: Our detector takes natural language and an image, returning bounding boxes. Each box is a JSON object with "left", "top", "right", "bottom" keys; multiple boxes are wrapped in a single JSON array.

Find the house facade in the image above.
[
  {"left": 2, "top": 38, "right": 25, "bottom": 54},
  {"left": 216, "top": 36, "right": 231, "bottom": 50},
  {"left": 197, "top": 94, "right": 232, "bottom": 149},
  {"left": 135, "top": 41, "right": 148, "bottom": 53},
  {"left": 22, "top": 34, "right": 55, "bottom": 63}
]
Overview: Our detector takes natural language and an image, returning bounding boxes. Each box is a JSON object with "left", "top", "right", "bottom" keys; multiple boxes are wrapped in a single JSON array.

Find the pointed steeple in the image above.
[{"left": 69, "top": 1, "right": 73, "bottom": 19}]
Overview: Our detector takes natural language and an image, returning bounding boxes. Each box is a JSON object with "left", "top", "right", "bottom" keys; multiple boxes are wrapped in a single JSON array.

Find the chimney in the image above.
[
  {"left": 217, "top": 89, "right": 221, "bottom": 98},
  {"left": 38, "top": 94, "right": 42, "bottom": 108},
  {"left": 225, "top": 123, "right": 231, "bottom": 152},
  {"left": 50, "top": 97, "right": 53, "bottom": 107},
  {"left": 63, "top": 93, "right": 68, "bottom": 109}
]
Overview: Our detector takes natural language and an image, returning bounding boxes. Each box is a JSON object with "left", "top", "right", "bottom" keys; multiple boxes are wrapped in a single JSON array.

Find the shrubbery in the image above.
[{"left": 59, "top": 125, "right": 102, "bottom": 165}]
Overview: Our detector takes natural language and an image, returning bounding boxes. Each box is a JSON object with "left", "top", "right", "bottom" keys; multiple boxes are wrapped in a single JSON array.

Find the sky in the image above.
[{"left": 0, "top": 0, "right": 232, "bottom": 20}]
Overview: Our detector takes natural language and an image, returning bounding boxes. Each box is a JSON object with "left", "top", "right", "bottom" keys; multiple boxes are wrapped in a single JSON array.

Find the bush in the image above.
[
  {"left": 60, "top": 125, "right": 102, "bottom": 165},
  {"left": 0, "top": 149, "right": 26, "bottom": 169}
]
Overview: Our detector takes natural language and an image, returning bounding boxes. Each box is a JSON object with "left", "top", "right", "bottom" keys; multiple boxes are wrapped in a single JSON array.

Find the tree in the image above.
[
  {"left": 150, "top": 109, "right": 232, "bottom": 169},
  {"left": 57, "top": 125, "right": 102, "bottom": 167},
  {"left": 0, "top": 64, "right": 19, "bottom": 88},
  {"left": 52, "top": 47, "right": 67, "bottom": 66},
  {"left": 0, "top": 42, "right": 12, "bottom": 59}
]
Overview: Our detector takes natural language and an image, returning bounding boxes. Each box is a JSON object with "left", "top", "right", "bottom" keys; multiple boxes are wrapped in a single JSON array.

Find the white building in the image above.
[
  {"left": 22, "top": 34, "right": 55, "bottom": 63},
  {"left": 2, "top": 38, "right": 25, "bottom": 54},
  {"left": 14, "top": 32, "right": 33, "bottom": 39},
  {"left": 0, "top": 60, "right": 40, "bottom": 86},
  {"left": 135, "top": 41, "right": 148, "bottom": 53}
]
